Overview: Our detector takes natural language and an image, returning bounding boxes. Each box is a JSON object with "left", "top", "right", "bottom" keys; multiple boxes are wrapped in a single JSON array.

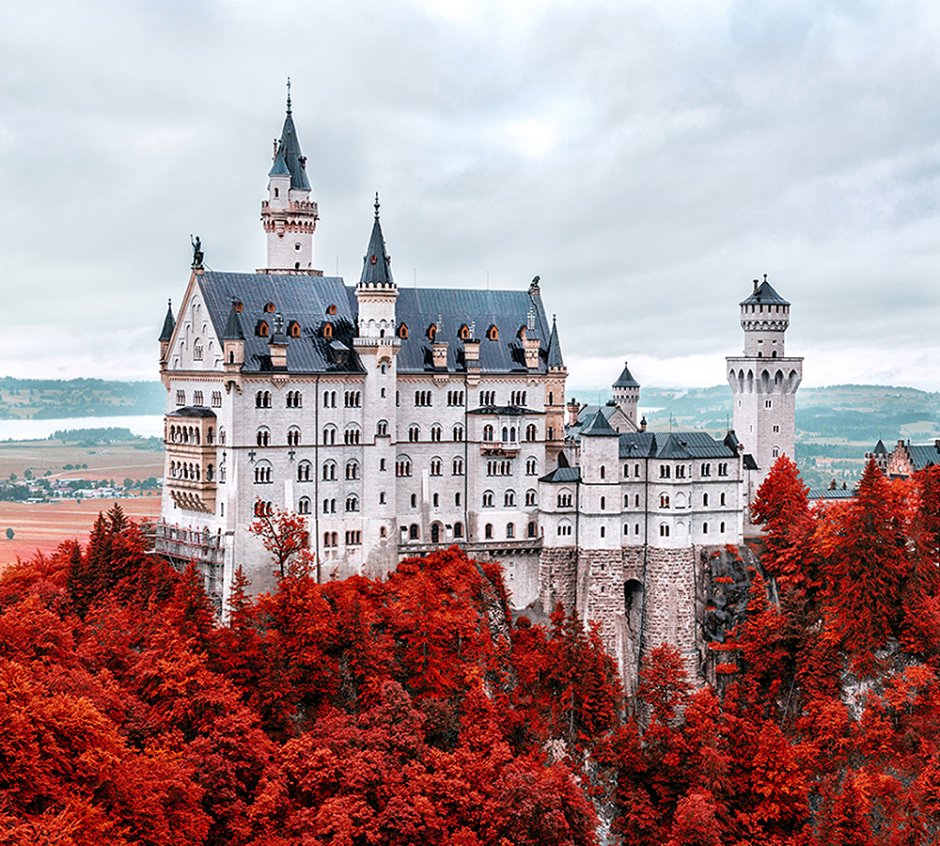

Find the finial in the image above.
[
  {"left": 167, "top": 298, "right": 172, "bottom": 309},
  {"left": 763, "top": 272, "right": 768, "bottom": 283},
  {"left": 374, "top": 191, "right": 380, "bottom": 219},
  {"left": 286, "top": 77, "right": 292, "bottom": 114},
  {"left": 274, "top": 312, "right": 284, "bottom": 334},
  {"left": 552, "top": 313, "right": 557, "bottom": 325}
]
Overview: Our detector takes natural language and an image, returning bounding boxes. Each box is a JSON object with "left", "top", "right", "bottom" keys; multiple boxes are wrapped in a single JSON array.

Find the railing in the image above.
[{"left": 142, "top": 520, "right": 225, "bottom": 613}]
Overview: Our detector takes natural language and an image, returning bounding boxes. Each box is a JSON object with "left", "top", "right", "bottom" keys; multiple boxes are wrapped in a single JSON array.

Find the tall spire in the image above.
[
  {"left": 268, "top": 80, "right": 310, "bottom": 190},
  {"left": 359, "top": 193, "right": 394, "bottom": 287},
  {"left": 159, "top": 299, "right": 175, "bottom": 342},
  {"left": 547, "top": 314, "right": 564, "bottom": 369},
  {"left": 286, "top": 76, "right": 292, "bottom": 114}
]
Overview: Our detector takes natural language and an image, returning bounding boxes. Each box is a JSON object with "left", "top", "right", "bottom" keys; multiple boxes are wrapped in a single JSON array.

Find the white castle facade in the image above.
[{"left": 156, "top": 95, "right": 801, "bottom": 687}]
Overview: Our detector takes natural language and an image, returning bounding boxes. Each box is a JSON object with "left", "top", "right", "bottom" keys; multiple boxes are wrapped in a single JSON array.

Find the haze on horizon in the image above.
[{"left": 1, "top": 1, "right": 939, "bottom": 392}]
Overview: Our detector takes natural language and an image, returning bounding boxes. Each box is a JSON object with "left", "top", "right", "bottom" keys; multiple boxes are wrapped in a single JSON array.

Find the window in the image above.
[
  {"left": 345, "top": 530, "right": 362, "bottom": 546},
  {"left": 287, "top": 427, "right": 300, "bottom": 447},
  {"left": 600, "top": 465, "right": 606, "bottom": 480},
  {"left": 772, "top": 447, "right": 780, "bottom": 458},
  {"left": 289, "top": 321, "right": 301, "bottom": 339},
  {"left": 526, "top": 457, "right": 538, "bottom": 476},
  {"left": 193, "top": 390, "right": 204, "bottom": 406},
  {"left": 600, "top": 496, "right": 606, "bottom": 510},
  {"left": 408, "top": 425, "right": 420, "bottom": 442},
  {"left": 379, "top": 458, "right": 386, "bottom": 472},
  {"left": 557, "top": 490, "right": 573, "bottom": 508},
  {"left": 454, "top": 522, "right": 464, "bottom": 538},
  {"left": 255, "top": 390, "right": 271, "bottom": 408},
  {"left": 447, "top": 390, "right": 465, "bottom": 407},
  {"left": 506, "top": 523, "right": 515, "bottom": 539},
  {"left": 430, "top": 458, "right": 442, "bottom": 476},
  {"left": 432, "top": 493, "right": 439, "bottom": 508},
  {"left": 486, "top": 325, "right": 499, "bottom": 341},
  {"left": 483, "top": 424, "right": 494, "bottom": 442},
  {"left": 175, "top": 390, "right": 185, "bottom": 406},
  {"left": 287, "top": 390, "right": 303, "bottom": 408},
  {"left": 396, "top": 456, "right": 412, "bottom": 477},
  {"left": 659, "top": 465, "right": 671, "bottom": 479},
  {"left": 298, "top": 497, "right": 311, "bottom": 515},
  {"left": 525, "top": 489, "right": 537, "bottom": 507},
  {"left": 253, "top": 462, "right": 272, "bottom": 484},
  {"left": 676, "top": 465, "right": 686, "bottom": 479},
  {"left": 455, "top": 492, "right": 462, "bottom": 506},
  {"left": 410, "top": 494, "right": 417, "bottom": 508},
  {"left": 485, "top": 523, "right": 493, "bottom": 539},
  {"left": 527, "top": 521, "right": 537, "bottom": 538},
  {"left": 702, "top": 463, "right": 711, "bottom": 477},
  {"left": 765, "top": 400, "right": 773, "bottom": 409},
  {"left": 660, "top": 494, "right": 670, "bottom": 508},
  {"left": 345, "top": 460, "right": 359, "bottom": 480},
  {"left": 345, "top": 495, "right": 359, "bottom": 513},
  {"left": 377, "top": 419, "right": 389, "bottom": 436},
  {"left": 479, "top": 390, "right": 495, "bottom": 406},
  {"left": 323, "top": 390, "right": 337, "bottom": 408},
  {"left": 703, "top": 493, "right": 709, "bottom": 506},
  {"left": 344, "top": 426, "right": 361, "bottom": 445},
  {"left": 414, "top": 390, "right": 432, "bottom": 407},
  {"left": 659, "top": 524, "right": 670, "bottom": 537},
  {"left": 257, "top": 321, "right": 269, "bottom": 338},
  {"left": 409, "top": 524, "right": 419, "bottom": 540},
  {"left": 398, "top": 323, "right": 409, "bottom": 339},
  {"left": 703, "top": 522, "right": 709, "bottom": 534},
  {"left": 483, "top": 490, "right": 495, "bottom": 508},
  {"left": 211, "top": 391, "right": 222, "bottom": 408},
  {"left": 525, "top": 423, "right": 537, "bottom": 441},
  {"left": 344, "top": 391, "right": 362, "bottom": 408},
  {"left": 322, "top": 461, "right": 336, "bottom": 481},
  {"left": 720, "top": 521, "right": 726, "bottom": 533},
  {"left": 323, "top": 323, "right": 333, "bottom": 340},
  {"left": 635, "top": 463, "right": 641, "bottom": 477},
  {"left": 431, "top": 425, "right": 442, "bottom": 442},
  {"left": 324, "top": 532, "right": 337, "bottom": 547},
  {"left": 256, "top": 427, "right": 270, "bottom": 447},
  {"left": 322, "top": 498, "right": 336, "bottom": 514},
  {"left": 297, "top": 461, "right": 312, "bottom": 482},
  {"left": 504, "top": 490, "right": 516, "bottom": 507},
  {"left": 452, "top": 424, "right": 464, "bottom": 441},
  {"left": 720, "top": 493, "right": 727, "bottom": 506},
  {"left": 254, "top": 500, "right": 273, "bottom": 517},
  {"left": 718, "top": 463, "right": 728, "bottom": 477},
  {"left": 773, "top": 424, "right": 780, "bottom": 433},
  {"left": 452, "top": 457, "right": 464, "bottom": 476}
]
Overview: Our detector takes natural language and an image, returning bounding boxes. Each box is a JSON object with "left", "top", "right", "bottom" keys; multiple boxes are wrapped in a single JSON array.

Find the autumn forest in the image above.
[{"left": 2, "top": 457, "right": 940, "bottom": 844}]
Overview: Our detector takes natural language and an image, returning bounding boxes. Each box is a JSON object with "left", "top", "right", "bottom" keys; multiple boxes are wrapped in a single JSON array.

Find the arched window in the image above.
[
  {"left": 454, "top": 522, "right": 464, "bottom": 538},
  {"left": 322, "top": 460, "right": 336, "bottom": 481},
  {"left": 426, "top": 323, "right": 437, "bottom": 341},
  {"left": 660, "top": 494, "right": 670, "bottom": 508},
  {"left": 485, "top": 523, "right": 493, "bottom": 539},
  {"left": 525, "top": 423, "right": 537, "bottom": 441},
  {"left": 323, "top": 322, "right": 333, "bottom": 340},
  {"left": 287, "top": 427, "right": 301, "bottom": 447},
  {"left": 409, "top": 524, "right": 419, "bottom": 540},
  {"left": 264, "top": 302, "right": 276, "bottom": 313},
  {"left": 504, "top": 490, "right": 516, "bottom": 507},
  {"left": 430, "top": 458, "right": 442, "bottom": 476},
  {"left": 452, "top": 457, "right": 464, "bottom": 476},
  {"left": 483, "top": 424, "right": 494, "bottom": 442},
  {"left": 506, "top": 523, "right": 515, "bottom": 539},
  {"left": 322, "top": 425, "right": 336, "bottom": 445},
  {"left": 526, "top": 457, "right": 537, "bottom": 476},
  {"left": 483, "top": 490, "right": 495, "bottom": 508},
  {"left": 257, "top": 321, "right": 269, "bottom": 338},
  {"left": 289, "top": 321, "right": 301, "bottom": 338},
  {"left": 396, "top": 455, "right": 412, "bottom": 477},
  {"left": 297, "top": 461, "right": 312, "bottom": 482},
  {"left": 377, "top": 419, "right": 389, "bottom": 436},
  {"left": 408, "top": 425, "right": 420, "bottom": 442},
  {"left": 452, "top": 424, "right": 464, "bottom": 441},
  {"left": 659, "top": 524, "right": 670, "bottom": 537},
  {"left": 253, "top": 461, "right": 273, "bottom": 484},
  {"left": 430, "top": 425, "right": 442, "bottom": 442},
  {"left": 527, "top": 521, "right": 537, "bottom": 538},
  {"left": 345, "top": 460, "right": 359, "bottom": 480},
  {"left": 256, "top": 427, "right": 270, "bottom": 447},
  {"left": 344, "top": 425, "right": 361, "bottom": 445},
  {"left": 326, "top": 304, "right": 337, "bottom": 315},
  {"left": 345, "top": 495, "right": 359, "bottom": 513},
  {"left": 398, "top": 323, "right": 409, "bottom": 339},
  {"left": 458, "top": 324, "right": 470, "bottom": 340},
  {"left": 486, "top": 324, "right": 499, "bottom": 341},
  {"left": 298, "top": 497, "right": 311, "bottom": 515}
]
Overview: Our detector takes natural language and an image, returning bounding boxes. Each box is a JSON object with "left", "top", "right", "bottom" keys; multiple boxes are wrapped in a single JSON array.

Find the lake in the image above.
[{"left": 0, "top": 415, "right": 165, "bottom": 442}]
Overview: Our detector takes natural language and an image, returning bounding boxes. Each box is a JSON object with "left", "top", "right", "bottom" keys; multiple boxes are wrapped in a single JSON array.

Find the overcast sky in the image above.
[{"left": 1, "top": 0, "right": 939, "bottom": 392}]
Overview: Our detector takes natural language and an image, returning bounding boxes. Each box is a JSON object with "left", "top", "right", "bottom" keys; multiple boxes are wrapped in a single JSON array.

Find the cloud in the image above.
[{"left": 0, "top": 0, "right": 938, "bottom": 389}]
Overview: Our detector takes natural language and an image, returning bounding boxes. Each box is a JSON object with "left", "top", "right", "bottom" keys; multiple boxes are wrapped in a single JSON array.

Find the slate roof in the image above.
[
  {"left": 540, "top": 452, "right": 581, "bottom": 484},
  {"left": 159, "top": 300, "right": 176, "bottom": 342},
  {"left": 741, "top": 279, "right": 789, "bottom": 307},
  {"left": 906, "top": 443, "right": 940, "bottom": 470},
  {"left": 168, "top": 406, "right": 217, "bottom": 419},
  {"left": 581, "top": 409, "right": 619, "bottom": 437},
  {"left": 619, "top": 430, "right": 737, "bottom": 460},
  {"left": 613, "top": 361, "right": 640, "bottom": 388},
  {"left": 872, "top": 439, "right": 887, "bottom": 455},
  {"left": 269, "top": 101, "right": 310, "bottom": 191},
  {"left": 386, "top": 286, "right": 553, "bottom": 375},
  {"left": 196, "top": 271, "right": 555, "bottom": 377},
  {"left": 222, "top": 301, "right": 244, "bottom": 341},
  {"left": 198, "top": 272, "right": 362, "bottom": 375},
  {"left": 808, "top": 488, "right": 855, "bottom": 500},
  {"left": 567, "top": 403, "right": 619, "bottom": 439},
  {"left": 467, "top": 406, "right": 544, "bottom": 416}
]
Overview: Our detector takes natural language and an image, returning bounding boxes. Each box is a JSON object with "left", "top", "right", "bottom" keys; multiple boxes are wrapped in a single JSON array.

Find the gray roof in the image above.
[
  {"left": 619, "top": 430, "right": 736, "bottom": 460},
  {"left": 467, "top": 405, "right": 543, "bottom": 416},
  {"left": 872, "top": 439, "right": 887, "bottom": 455},
  {"left": 269, "top": 104, "right": 310, "bottom": 191},
  {"left": 808, "top": 487, "right": 855, "bottom": 500},
  {"left": 581, "top": 409, "right": 619, "bottom": 437},
  {"left": 613, "top": 361, "right": 639, "bottom": 388},
  {"left": 741, "top": 279, "right": 789, "bottom": 307},
  {"left": 159, "top": 300, "right": 175, "bottom": 342},
  {"left": 168, "top": 406, "right": 217, "bottom": 419},
  {"left": 198, "top": 272, "right": 362, "bottom": 375},
  {"left": 222, "top": 300, "right": 244, "bottom": 341},
  {"left": 540, "top": 452, "right": 581, "bottom": 484},
  {"left": 567, "top": 403, "right": 618, "bottom": 439},
  {"left": 906, "top": 443, "right": 940, "bottom": 470},
  {"left": 386, "top": 286, "right": 553, "bottom": 375},
  {"left": 195, "top": 271, "right": 556, "bottom": 377},
  {"left": 546, "top": 316, "right": 564, "bottom": 369},
  {"left": 359, "top": 205, "right": 393, "bottom": 287}
]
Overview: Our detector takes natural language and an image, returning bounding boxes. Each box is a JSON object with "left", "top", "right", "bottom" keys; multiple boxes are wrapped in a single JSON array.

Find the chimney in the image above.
[
  {"left": 463, "top": 323, "right": 480, "bottom": 372},
  {"left": 522, "top": 328, "right": 541, "bottom": 370},
  {"left": 639, "top": 416, "right": 648, "bottom": 432},
  {"left": 432, "top": 340, "right": 449, "bottom": 370},
  {"left": 753, "top": 278, "right": 759, "bottom": 294}
]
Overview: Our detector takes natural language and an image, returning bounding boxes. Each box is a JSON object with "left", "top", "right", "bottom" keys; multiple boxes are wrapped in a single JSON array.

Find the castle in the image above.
[{"left": 155, "top": 93, "right": 801, "bottom": 687}]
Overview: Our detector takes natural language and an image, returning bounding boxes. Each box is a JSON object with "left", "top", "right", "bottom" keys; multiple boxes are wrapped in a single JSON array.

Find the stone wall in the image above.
[{"left": 539, "top": 547, "right": 578, "bottom": 615}]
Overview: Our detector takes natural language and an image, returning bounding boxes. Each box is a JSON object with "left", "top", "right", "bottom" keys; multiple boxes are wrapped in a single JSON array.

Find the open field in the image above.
[
  {"left": 0, "top": 496, "right": 162, "bottom": 565},
  {"left": 0, "top": 440, "right": 164, "bottom": 482}
]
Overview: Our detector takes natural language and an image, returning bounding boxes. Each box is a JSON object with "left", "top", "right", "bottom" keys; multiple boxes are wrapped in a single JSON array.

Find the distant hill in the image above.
[
  {"left": 0, "top": 378, "right": 164, "bottom": 420},
  {"left": 568, "top": 383, "right": 940, "bottom": 489}
]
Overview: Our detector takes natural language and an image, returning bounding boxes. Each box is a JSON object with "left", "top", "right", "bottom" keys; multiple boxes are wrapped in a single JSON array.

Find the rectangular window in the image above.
[
  {"left": 211, "top": 391, "right": 222, "bottom": 407},
  {"left": 193, "top": 390, "right": 204, "bottom": 407}
]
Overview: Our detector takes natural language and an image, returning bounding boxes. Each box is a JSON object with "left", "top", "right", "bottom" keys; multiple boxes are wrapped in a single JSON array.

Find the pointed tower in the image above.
[
  {"left": 544, "top": 314, "right": 567, "bottom": 459},
  {"left": 259, "top": 80, "right": 321, "bottom": 274},
  {"left": 612, "top": 361, "right": 640, "bottom": 427},
  {"left": 727, "top": 275, "right": 803, "bottom": 496},
  {"left": 158, "top": 299, "right": 175, "bottom": 368},
  {"left": 353, "top": 194, "right": 400, "bottom": 574}
]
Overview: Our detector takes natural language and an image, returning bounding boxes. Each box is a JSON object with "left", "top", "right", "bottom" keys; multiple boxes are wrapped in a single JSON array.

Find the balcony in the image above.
[{"left": 480, "top": 440, "right": 520, "bottom": 456}]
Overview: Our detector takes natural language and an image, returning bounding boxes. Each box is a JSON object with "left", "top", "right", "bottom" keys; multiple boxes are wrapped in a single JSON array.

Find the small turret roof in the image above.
[
  {"left": 613, "top": 361, "right": 639, "bottom": 388},
  {"left": 270, "top": 85, "right": 310, "bottom": 191},
  {"left": 359, "top": 195, "right": 394, "bottom": 287},
  {"left": 159, "top": 299, "right": 175, "bottom": 342},
  {"left": 222, "top": 300, "right": 244, "bottom": 340},
  {"left": 741, "top": 277, "right": 790, "bottom": 307},
  {"left": 546, "top": 315, "right": 564, "bottom": 369},
  {"left": 872, "top": 439, "right": 887, "bottom": 455},
  {"left": 581, "top": 408, "right": 619, "bottom": 437}
]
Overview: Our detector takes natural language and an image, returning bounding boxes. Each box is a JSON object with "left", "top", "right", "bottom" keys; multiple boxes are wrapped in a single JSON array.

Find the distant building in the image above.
[{"left": 868, "top": 438, "right": 940, "bottom": 479}]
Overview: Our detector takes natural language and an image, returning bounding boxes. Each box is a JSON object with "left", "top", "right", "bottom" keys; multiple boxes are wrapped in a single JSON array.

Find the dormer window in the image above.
[
  {"left": 427, "top": 324, "right": 437, "bottom": 341},
  {"left": 234, "top": 300, "right": 244, "bottom": 313},
  {"left": 323, "top": 322, "right": 333, "bottom": 340},
  {"left": 264, "top": 302, "right": 276, "bottom": 313},
  {"left": 326, "top": 304, "right": 337, "bottom": 315},
  {"left": 487, "top": 325, "right": 499, "bottom": 341},
  {"left": 517, "top": 325, "right": 527, "bottom": 339},
  {"left": 289, "top": 321, "right": 301, "bottom": 338},
  {"left": 398, "top": 323, "right": 409, "bottom": 340},
  {"left": 459, "top": 324, "right": 470, "bottom": 340},
  {"left": 257, "top": 320, "right": 269, "bottom": 338}
]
